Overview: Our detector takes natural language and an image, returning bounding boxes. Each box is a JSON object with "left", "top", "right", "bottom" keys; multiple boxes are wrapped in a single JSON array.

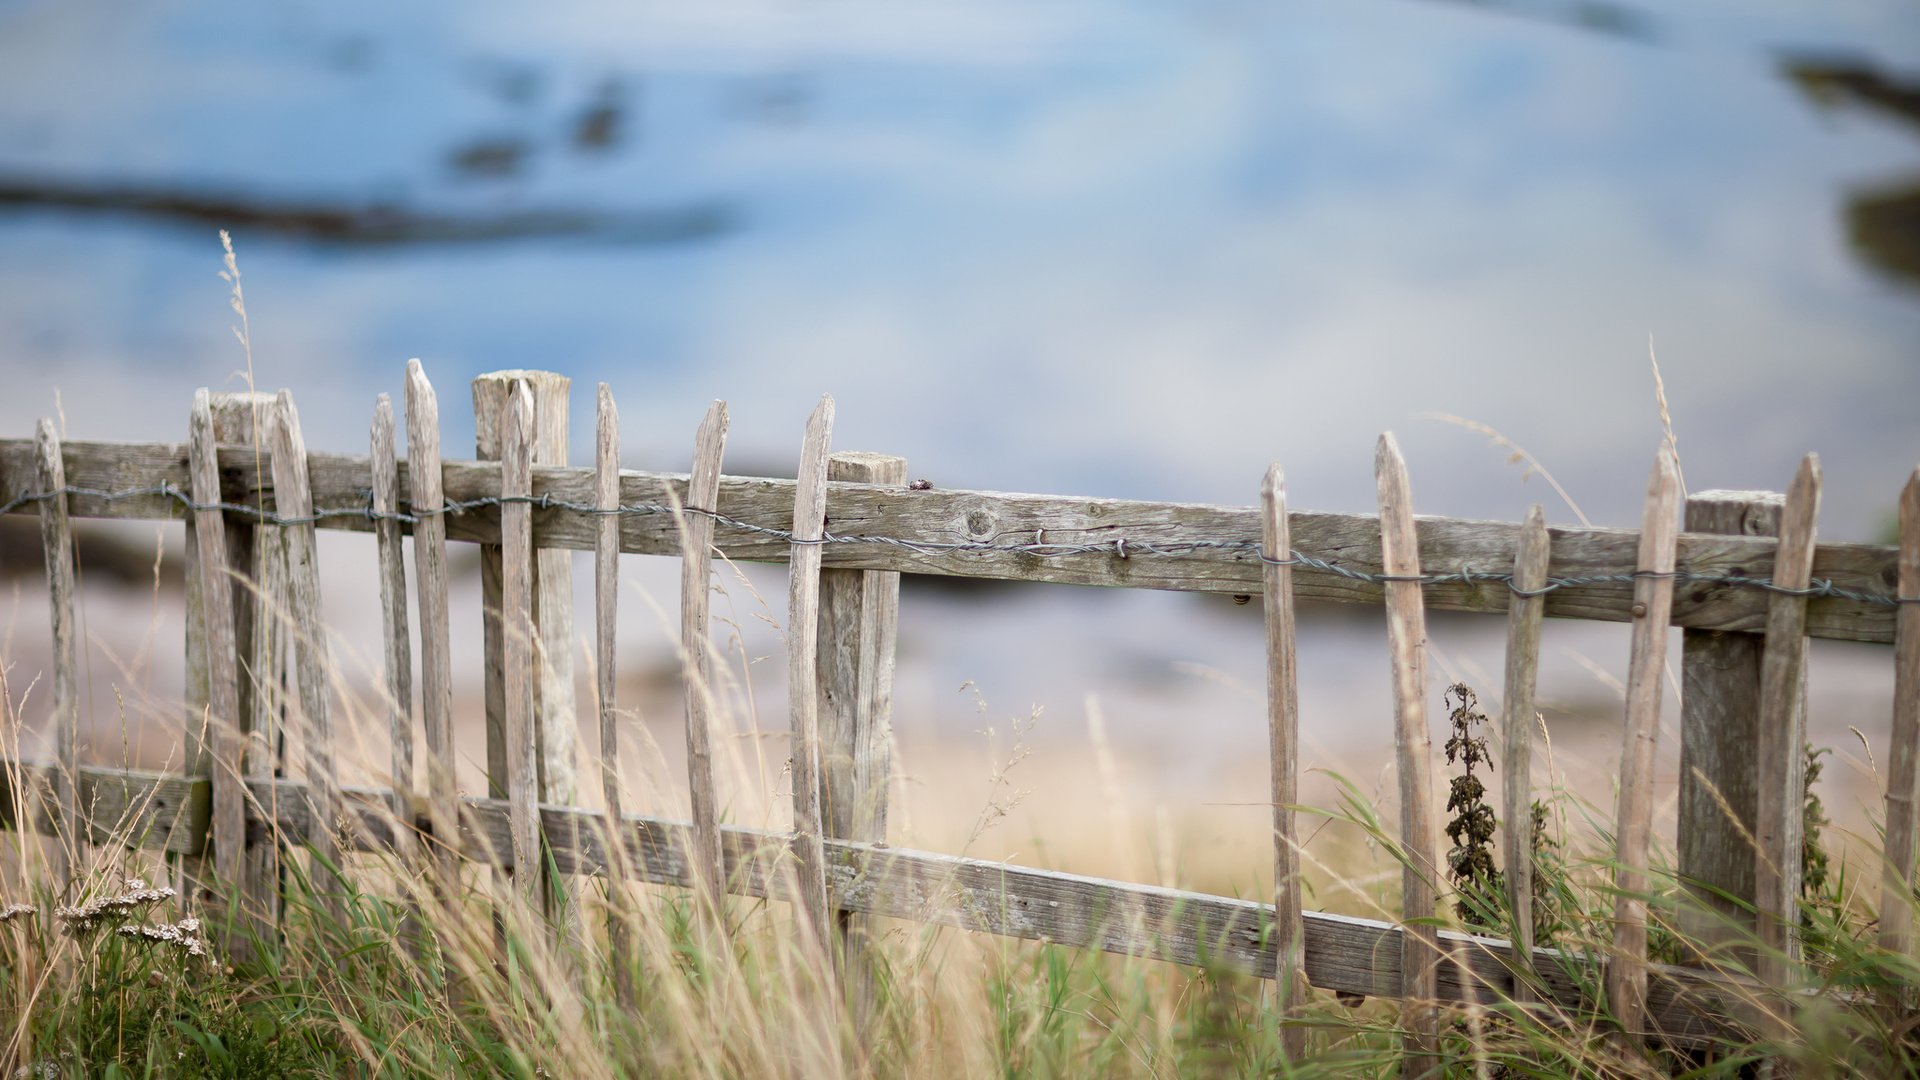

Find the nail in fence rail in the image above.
[
  {"left": 818, "top": 450, "right": 906, "bottom": 1034},
  {"left": 678, "top": 401, "right": 730, "bottom": 916},
  {"left": 1260, "top": 464, "right": 1306, "bottom": 1059},
  {"left": 1607, "top": 447, "right": 1683, "bottom": 1044},
  {"left": 1883, "top": 467, "right": 1920, "bottom": 979},
  {"left": 34, "top": 418, "right": 80, "bottom": 893},
  {"left": 1500, "top": 503, "right": 1549, "bottom": 1002},
  {"left": 1677, "top": 489, "right": 1782, "bottom": 963},
  {"left": 1374, "top": 433, "right": 1442, "bottom": 1079}
]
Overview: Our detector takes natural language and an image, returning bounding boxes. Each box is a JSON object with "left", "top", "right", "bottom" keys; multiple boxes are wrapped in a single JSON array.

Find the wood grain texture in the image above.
[
  {"left": 267, "top": 390, "right": 343, "bottom": 916},
  {"left": 500, "top": 380, "right": 542, "bottom": 909},
  {"left": 1677, "top": 490, "right": 1782, "bottom": 961},
  {"left": 405, "top": 361, "right": 458, "bottom": 878},
  {"left": 1500, "top": 504, "right": 1550, "bottom": 1001},
  {"left": 593, "top": 383, "right": 632, "bottom": 1003},
  {"left": 1606, "top": 448, "right": 1683, "bottom": 1041},
  {"left": 0, "top": 438, "right": 1901, "bottom": 642},
  {"left": 1753, "top": 455, "right": 1821, "bottom": 995},
  {"left": 188, "top": 392, "right": 246, "bottom": 906},
  {"left": 1261, "top": 463, "right": 1306, "bottom": 1058},
  {"left": 1883, "top": 467, "right": 1920, "bottom": 965},
  {"left": 788, "top": 395, "right": 836, "bottom": 959},
  {"left": 679, "top": 401, "right": 730, "bottom": 909},
  {"left": 1375, "top": 433, "right": 1442, "bottom": 1079},
  {"left": 35, "top": 418, "right": 80, "bottom": 891},
  {"left": 473, "top": 370, "right": 576, "bottom": 809},
  {"left": 818, "top": 450, "right": 906, "bottom": 1032},
  {"left": 207, "top": 392, "right": 283, "bottom": 939},
  {"left": 372, "top": 395, "right": 417, "bottom": 869}
]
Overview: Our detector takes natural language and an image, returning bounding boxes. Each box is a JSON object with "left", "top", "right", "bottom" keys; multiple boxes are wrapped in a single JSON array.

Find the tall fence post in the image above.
[
  {"left": 34, "top": 419, "right": 80, "bottom": 894},
  {"left": 207, "top": 391, "right": 284, "bottom": 947},
  {"left": 1879, "top": 466, "right": 1920, "bottom": 982},
  {"left": 186, "top": 390, "right": 245, "bottom": 949},
  {"left": 1374, "top": 433, "right": 1442, "bottom": 1080},
  {"left": 1676, "top": 489, "right": 1781, "bottom": 963},
  {"left": 817, "top": 450, "right": 906, "bottom": 1035},
  {"left": 267, "top": 390, "right": 345, "bottom": 923},
  {"left": 472, "top": 371, "right": 577, "bottom": 811},
  {"left": 1606, "top": 447, "right": 1683, "bottom": 1045}
]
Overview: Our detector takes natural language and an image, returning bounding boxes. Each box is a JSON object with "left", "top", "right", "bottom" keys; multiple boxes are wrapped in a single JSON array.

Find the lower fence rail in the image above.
[{"left": 0, "top": 760, "right": 1790, "bottom": 1050}]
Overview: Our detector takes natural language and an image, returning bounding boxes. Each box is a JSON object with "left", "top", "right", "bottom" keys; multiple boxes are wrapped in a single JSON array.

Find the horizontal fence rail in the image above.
[
  {"left": 0, "top": 438, "right": 1903, "bottom": 643},
  {"left": 0, "top": 761, "right": 1759, "bottom": 1049}
]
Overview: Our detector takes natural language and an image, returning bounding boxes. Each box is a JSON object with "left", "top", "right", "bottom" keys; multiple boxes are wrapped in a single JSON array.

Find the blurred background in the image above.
[{"left": 1, "top": 0, "right": 1917, "bottom": 898}]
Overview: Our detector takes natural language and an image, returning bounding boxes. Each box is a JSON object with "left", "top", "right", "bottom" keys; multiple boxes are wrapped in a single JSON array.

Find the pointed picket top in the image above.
[
  {"left": 1373, "top": 432, "right": 1442, "bottom": 1079},
  {"left": 1607, "top": 445, "right": 1684, "bottom": 1041},
  {"left": 680, "top": 398, "right": 731, "bottom": 913},
  {"left": 1261, "top": 462, "right": 1306, "bottom": 1060},
  {"left": 788, "top": 393, "right": 837, "bottom": 958}
]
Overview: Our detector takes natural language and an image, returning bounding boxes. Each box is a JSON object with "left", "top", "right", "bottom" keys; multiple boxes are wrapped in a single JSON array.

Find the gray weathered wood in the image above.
[
  {"left": 1375, "top": 433, "right": 1442, "bottom": 1079},
  {"left": 1501, "top": 504, "right": 1550, "bottom": 1001},
  {"left": 0, "top": 763, "right": 207, "bottom": 853},
  {"left": 1882, "top": 467, "right": 1920, "bottom": 968},
  {"left": 473, "top": 370, "right": 577, "bottom": 809},
  {"left": 0, "top": 756, "right": 1793, "bottom": 1049},
  {"left": 0, "top": 438, "right": 1901, "bottom": 643},
  {"left": 500, "top": 380, "right": 542, "bottom": 910},
  {"left": 267, "top": 390, "right": 344, "bottom": 917},
  {"left": 372, "top": 395, "right": 417, "bottom": 872},
  {"left": 405, "top": 361, "right": 458, "bottom": 879},
  {"left": 1754, "top": 455, "right": 1821, "bottom": 997},
  {"left": 207, "top": 391, "right": 283, "bottom": 941},
  {"left": 592, "top": 383, "right": 633, "bottom": 1004},
  {"left": 188, "top": 392, "right": 246, "bottom": 912},
  {"left": 1607, "top": 447, "right": 1683, "bottom": 1042},
  {"left": 679, "top": 401, "right": 730, "bottom": 910},
  {"left": 1677, "top": 490, "right": 1782, "bottom": 961},
  {"left": 35, "top": 418, "right": 81, "bottom": 891},
  {"left": 818, "top": 450, "right": 906, "bottom": 1032},
  {"left": 1261, "top": 463, "right": 1306, "bottom": 1058},
  {"left": 374, "top": 388, "right": 420, "bottom": 968},
  {"left": 788, "top": 395, "right": 836, "bottom": 959},
  {"left": 178, "top": 426, "right": 210, "bottom": 907}
]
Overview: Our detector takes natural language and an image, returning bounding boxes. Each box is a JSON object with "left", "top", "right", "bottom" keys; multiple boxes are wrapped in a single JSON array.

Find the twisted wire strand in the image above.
[{"left": 2, "top": 482, "right": 1908, "bottom": 607}]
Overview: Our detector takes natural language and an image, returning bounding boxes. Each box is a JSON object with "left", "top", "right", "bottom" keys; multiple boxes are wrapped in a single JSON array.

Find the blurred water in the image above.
[{"left": 1, "top": 1, "right": 1916, "bottom": 842}]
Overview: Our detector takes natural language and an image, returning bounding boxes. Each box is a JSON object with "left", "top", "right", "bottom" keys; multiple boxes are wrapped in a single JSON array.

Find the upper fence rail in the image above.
[{"left": 0, "top": 437, "right": 1904, "bottom": 644}]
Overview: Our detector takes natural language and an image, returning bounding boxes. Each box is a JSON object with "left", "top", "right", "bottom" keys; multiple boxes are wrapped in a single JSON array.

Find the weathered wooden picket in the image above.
[{"left": 1, "top": 362, "right": 1916, "bottom": 1074}]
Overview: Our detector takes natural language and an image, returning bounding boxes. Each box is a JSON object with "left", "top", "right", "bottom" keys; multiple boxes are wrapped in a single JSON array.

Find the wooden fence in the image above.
[{"left": 1, "top": 362, "right": 1915, "bottom": 1075}]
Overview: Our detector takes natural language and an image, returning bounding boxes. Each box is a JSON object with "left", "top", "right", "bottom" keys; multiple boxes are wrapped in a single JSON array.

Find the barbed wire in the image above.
[{"left": 1, "top": 481, "right": 1908, "bottom": 608}]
